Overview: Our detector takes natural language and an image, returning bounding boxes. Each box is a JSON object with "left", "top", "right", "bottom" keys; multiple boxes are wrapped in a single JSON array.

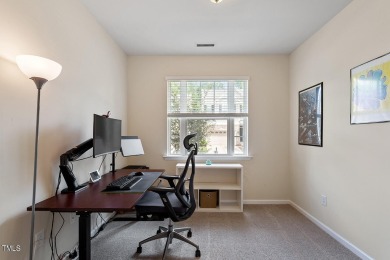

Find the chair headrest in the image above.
[{"left": 183, "top": 133, "right": 197, "bottom": 154}]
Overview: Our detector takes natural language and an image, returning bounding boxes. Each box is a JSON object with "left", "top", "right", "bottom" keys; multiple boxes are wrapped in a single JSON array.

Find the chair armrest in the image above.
[
  {"left": 158, "top": 174, "right": 179, "bottom": 188},
  {"left": 159, "top": 174, "right": 179, "bottom": 180},
  {"left": 148, "top": 186, "right": 175, "bottom": 194}
]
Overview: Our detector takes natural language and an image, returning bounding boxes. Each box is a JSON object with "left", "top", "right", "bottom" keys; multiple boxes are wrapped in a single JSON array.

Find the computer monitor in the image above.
[
  {"left": 93, "top": 114, "right": 122, "bottom": 158},
  {"left": 121, "top": 136, "right": 144, "bottom": 157}
]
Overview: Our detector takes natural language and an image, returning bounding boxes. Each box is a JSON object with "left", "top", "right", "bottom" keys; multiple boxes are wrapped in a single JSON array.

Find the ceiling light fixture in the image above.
[
  {"left": 197, "top": 44, "right": 215, "bottom": 47},
  {"left": 210, "top": 0, "right": 223, "bottom": 3}
]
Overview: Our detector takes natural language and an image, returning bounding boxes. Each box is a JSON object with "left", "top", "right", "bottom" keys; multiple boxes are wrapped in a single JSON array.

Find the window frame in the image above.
[{"left": 166, "top": 76, "right": 250, "bottom": 159}]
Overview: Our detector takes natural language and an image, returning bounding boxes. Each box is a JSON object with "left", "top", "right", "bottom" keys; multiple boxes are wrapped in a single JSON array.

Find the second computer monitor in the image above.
[{"left": 121, "top": 136, "right": 144, "bottom": 157}]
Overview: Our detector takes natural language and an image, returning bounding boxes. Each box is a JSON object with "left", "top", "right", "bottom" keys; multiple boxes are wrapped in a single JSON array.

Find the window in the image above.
[{"left": 167, "top": 77, "right": 248, "bottom": 157}]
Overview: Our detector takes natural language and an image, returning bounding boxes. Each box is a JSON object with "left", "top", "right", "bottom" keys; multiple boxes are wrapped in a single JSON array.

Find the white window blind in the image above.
[{"left": 168, "top": 79, "right": 248, "bottom": 117}]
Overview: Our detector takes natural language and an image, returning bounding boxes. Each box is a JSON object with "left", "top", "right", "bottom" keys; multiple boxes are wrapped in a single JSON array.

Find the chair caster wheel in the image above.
[
  {"left": 156, "top": 229, "right": 161, "bottom": 234},
  {"left": 195, "top": 249, "right": 201, "bottom": 257},
  {"left": 136, "top": 246, "right": 142, "bottom": 254},
  {"left": 187, "top": 230, "right": 192, "bottom": 238}
]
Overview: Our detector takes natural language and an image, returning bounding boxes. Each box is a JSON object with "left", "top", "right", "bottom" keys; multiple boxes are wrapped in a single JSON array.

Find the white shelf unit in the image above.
[{"left": 176, "top": 163, "right": 243, "bottom": 212}]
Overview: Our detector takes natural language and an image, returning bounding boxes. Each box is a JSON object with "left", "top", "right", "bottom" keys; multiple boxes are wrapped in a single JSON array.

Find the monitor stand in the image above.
[
  {"left": 111, "top": 153, "right": 116, "bottom": 173},
  {"left": 61, "top": 184, "right": 88, "bottom": 194}
]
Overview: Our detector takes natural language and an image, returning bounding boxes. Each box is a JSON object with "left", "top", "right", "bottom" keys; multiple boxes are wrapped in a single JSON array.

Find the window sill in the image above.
[{"left": 163, "top": 155, "right": 253, "bottom": 161}]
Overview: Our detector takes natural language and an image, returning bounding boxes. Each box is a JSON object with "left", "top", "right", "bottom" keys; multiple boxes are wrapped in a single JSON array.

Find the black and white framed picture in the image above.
[{"left": 298, "top": 82, "right": 323, "bottom": 147}]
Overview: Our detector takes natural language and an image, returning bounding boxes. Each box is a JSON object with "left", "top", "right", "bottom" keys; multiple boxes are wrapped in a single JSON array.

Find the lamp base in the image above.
[{"left": 61, "top": 184, "right": 88, "bottom": 194}]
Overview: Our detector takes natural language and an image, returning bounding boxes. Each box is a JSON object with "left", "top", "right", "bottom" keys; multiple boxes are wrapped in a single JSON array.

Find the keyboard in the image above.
[{"left": 106, "top": 176, "right": 142, "bottom": 191}]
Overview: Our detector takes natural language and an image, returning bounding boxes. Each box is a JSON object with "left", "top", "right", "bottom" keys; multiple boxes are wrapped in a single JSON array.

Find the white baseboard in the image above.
[
  {"left": 289, "top": 201, "right": 373, "bottom": 260},
  {"left": 243, "top": 199, "right": 290, "bottom": 204}
]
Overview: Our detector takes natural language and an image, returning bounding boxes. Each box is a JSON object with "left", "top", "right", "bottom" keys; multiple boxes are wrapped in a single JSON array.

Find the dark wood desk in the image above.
[{"left": 28, "top": 169, "right": 164, "bottom": 260}]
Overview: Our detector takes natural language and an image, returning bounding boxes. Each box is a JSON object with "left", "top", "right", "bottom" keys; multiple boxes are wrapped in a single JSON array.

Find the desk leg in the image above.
[{"left": 77, "top": 212, "right": 91, "bottom": 260}]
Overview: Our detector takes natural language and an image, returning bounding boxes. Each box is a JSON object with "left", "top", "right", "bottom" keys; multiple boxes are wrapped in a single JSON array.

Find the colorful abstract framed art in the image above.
[
  {"left": 298, "top": 82, "right": 323, "bottom": 147},
  {"left": 351, "top": 52, "right": 390, "bottom": 124}
]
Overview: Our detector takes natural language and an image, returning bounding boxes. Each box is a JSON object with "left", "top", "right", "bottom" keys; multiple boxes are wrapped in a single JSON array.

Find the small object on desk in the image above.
[
  {"left": 205, "top": 159, "right": 212, "bottom": 165},
  {"left": 89, "top": 170, "right": 101, "bottom": 183},
  {"left": 106, "top": 176, "right": 142, "bottom": 190},
  {"left": 134, "top": 171, "right": 144, "bottom": 176}
]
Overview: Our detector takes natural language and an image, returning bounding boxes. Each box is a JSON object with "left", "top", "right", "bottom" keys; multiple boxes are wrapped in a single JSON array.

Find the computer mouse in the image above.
[{"left": 134, "top": 171, "right": 144, "bottom": 176}]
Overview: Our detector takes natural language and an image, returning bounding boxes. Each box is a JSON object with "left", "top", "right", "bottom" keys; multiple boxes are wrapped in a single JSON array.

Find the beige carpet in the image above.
[{"left": 91, "top": 204, "right": 360, "bottom": 260}]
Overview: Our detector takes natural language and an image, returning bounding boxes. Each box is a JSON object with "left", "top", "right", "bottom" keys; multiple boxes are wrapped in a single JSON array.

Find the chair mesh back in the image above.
[{"left": 173, "top": 135, "right": 198, "bottom": 221}]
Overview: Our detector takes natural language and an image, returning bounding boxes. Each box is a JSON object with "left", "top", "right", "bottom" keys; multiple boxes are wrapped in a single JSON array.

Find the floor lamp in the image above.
[{"left": 16, "top": 55, "right": 62, "bottom": 260}]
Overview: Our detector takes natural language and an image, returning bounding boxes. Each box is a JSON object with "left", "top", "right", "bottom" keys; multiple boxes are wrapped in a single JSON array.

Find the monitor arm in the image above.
[{"left": 59, "top": 138, "right": 93, "bottom": 193}]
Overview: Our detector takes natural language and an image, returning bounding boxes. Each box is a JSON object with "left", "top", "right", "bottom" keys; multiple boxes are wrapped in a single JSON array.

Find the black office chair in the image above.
[{"left": 135, "top": 133, "right": 201, "bottom": 259}]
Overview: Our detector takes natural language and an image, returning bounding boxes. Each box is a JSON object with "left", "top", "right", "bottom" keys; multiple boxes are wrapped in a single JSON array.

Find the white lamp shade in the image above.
[{"left": 16, "top": 55, "right": 62, "bottom": 81}]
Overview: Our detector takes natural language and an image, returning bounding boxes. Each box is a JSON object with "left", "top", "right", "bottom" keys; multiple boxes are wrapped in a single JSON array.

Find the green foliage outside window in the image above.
[{"left": 169, "top": 81, "right": 212, "bottom": 153}]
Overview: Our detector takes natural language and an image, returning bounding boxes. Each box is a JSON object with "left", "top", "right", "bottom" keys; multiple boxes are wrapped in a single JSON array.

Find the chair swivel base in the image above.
[{"left": 136, "top": 220, "right": 201, "bottom": 259}]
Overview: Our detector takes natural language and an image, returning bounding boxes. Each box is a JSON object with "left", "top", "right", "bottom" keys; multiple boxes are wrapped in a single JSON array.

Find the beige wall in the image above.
[
  {"left": 290, "top": 0, "right": 390, "bottom": 258},
  {"left": 127, "top": 56, "right": 291, "bottom": 201},
  {"left": 0, "top": 0, "right": 128, "bottom": 259}
]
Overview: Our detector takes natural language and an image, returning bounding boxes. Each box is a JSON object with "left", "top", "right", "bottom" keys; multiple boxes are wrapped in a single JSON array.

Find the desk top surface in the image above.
[{"left": 28, "top": 169, "right": 164, "bottom": 213}]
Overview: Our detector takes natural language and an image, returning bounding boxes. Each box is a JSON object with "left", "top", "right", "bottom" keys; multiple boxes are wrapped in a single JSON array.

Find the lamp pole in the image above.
[{"left": 29, "top": 77, "right": 47, "bottom": 260}]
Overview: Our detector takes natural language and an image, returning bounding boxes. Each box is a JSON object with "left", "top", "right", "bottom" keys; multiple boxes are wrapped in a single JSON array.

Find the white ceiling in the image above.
[{"left": 80, "top": 0, "right": 353, "bottom": 55}]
